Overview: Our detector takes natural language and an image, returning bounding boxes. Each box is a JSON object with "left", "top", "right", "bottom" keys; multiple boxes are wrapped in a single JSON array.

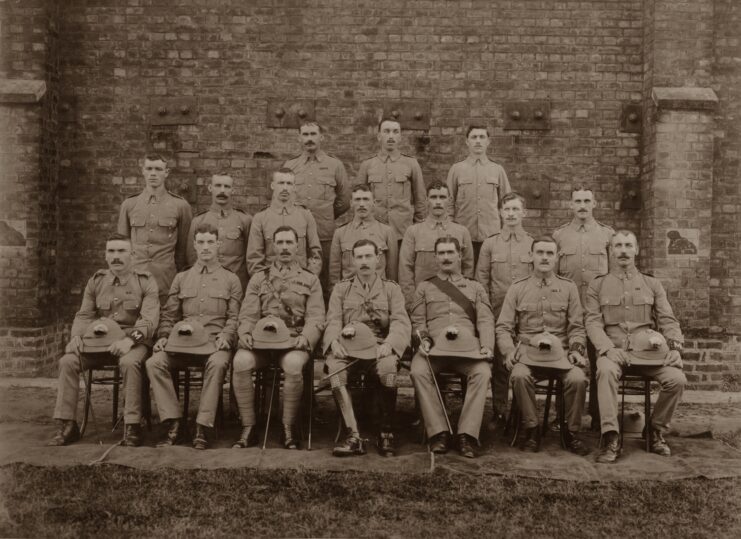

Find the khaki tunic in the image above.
[{"left": 328, "top": 217, "right": 398, "bottom": 286}]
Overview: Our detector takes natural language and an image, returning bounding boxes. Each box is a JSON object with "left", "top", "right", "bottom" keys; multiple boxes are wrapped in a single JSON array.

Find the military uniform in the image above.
[
  {"left": 328, "top": 216, "right": 398, "bottom": 286},
  {"left": 585, "top": 268, "right": 686, "bottom": 435},
  {"left": 398, "top": 217, "right": 474, "bottom": 309},
  {"left": 54, "top": 269, "right": 159, "bottom": 426},
  {"left": 232, "top": 261, "right": 325, "bottom": 430},
  {"left": 445, "top": 156, "right": 511, "bottom": 260},
  {"left": 356, "top": 151, "right": 426, "bottom": 239},
  {"left": 187, "top": 204, "right": 252, "bottom": 290},
  {"left": 410, "top": 273, "right": 494, "bottom": 441},
  {"left": 475, "top": 226, "right": 533, "bottom": 417},
  {"left": 146, "top": 262, "right": 242, "bottom": 428},
  {"left": 496, "top": 274, "right": 587, "bottom": 434},
  {"left": 246, "top": 202, "right": 322, "bottom": 276},
  {"left": 117, "top": 189, "right": 193, "bottom": 303}
]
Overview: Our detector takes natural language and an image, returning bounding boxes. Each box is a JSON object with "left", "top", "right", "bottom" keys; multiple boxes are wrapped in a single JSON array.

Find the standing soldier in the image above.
[
  {"left": 283, "top": 121, "right": 351, "bottom": 300},
  {"left": 399, "top": 181, "right": 474, "bottom": 309},
  {"left": 187, "top": 173, "right": 252, "bottom": 291},
  {"left": 553, "top": 186, "right": 614, "bottom": 427},
  {"left": 329, "top": 184, "right": 398, "bottom": 287},
  {"left": 446, "top": 125, "right": 511, "bottom": 263},
  {"left": 475, "top": 192, "right": 533, "bottom": 430},
  {"left": 118, "top": 154, "right": 192, "bottom": 304},
  {"left": 48, "top": 234, "right": 159, "bottom": 447},
  {"left": 246, "top": 168, "right": 322, "bottom": 276},
  {"left": 356, "top": 117, "right": 426, "bottom": 242}
]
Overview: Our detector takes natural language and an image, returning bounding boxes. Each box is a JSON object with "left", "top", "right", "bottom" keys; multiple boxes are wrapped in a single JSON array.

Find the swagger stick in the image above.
[{"left": 262, "top": 367, "right": 279, "bottom": 451}]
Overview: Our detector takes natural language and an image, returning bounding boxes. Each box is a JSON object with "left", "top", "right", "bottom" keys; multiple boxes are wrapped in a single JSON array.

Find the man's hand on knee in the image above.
[
  {"left": 504, "top": 351, "right": 517, "bottom": 371},
  {"left": 377, "top": 342, "right": 393, "bottom": 359},
  {"left": 330, "top": 339, "right": 348, "bottom": 359},
  {"left": 153, "top": 337, "right": 168, "bottom": 353},
  {"left": 238, "top": 334, "right": 253, "bottom": 350},
  {"left": 108, "top": 337, "right": 134, "bottom": 357},
  {"left": 605, "top": 348, "right": 627, "bottom": 366},
  {"left": 65, "top": 336, "right": 83, "bottom": 355}
]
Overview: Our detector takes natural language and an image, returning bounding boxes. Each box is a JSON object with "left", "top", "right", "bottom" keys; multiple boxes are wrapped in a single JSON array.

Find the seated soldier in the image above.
[
  {"left": 146, "top": 223, "right": 242, "bottom": 449},
  {"left": 49, "top": 234, "right": 159, "bottom": 447},
  {"left": 323, "top": 239, "right": 411, "bottom": 457},
  {"left": 409, "top": 236, "right": 494, "bottom": 458},
  {"left": 231, "top": 225, "right": 325, "bottom": 449},
  {"left": 496, "top": 236, "right": 590, "bottom": 455},
  {"left": 586, "top": 230, "right": 686, "bottom": 462}
]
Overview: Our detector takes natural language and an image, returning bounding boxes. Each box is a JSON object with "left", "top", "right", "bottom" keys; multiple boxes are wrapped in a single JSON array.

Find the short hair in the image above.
[
  {"left": 531, "top": 235, "right": 558, "bottom": 251},
  {"left": 426, "top": 181, "right": 450, "bottom": 196},
  {"left": 273, "top": 225, "right": 298, "bottom": 242},
  {"left": 211, "top": 172, "right": 233, "bottom": 182},
  {"left": 571, "top": 185, "right": 594, "bottom": 197},
  {"left": 106, "top": 233, "right": 131, "bottom": 244},
  {"left": 466, "top": 125, "right": 490, "bottom": 138},
  {"left": 351, "top": 183, "right": 374, "bottom": 195},
  {"left": 272, "top": 167, "right": 295, "bottom": 181},
  {"left": 143, "top": 153, "right": 169, "bottom": 166},
  {"left": 377, "top": 117, "right": 401, "bottom": 131},
  {"left": 434, "top": 235, "right": 461, "bottom": 254},
  {"left": 611, "top": 229, "right": 638, "bottom": 245},
  {"left": 352, "top": 239, "right": 378, "bottom": 256},
  {"left": 298, "top": 121, "right": 323, "bottom": 133},
  {"left": 501, "top": 191, "right": 526, "bottom": 209},
  {"left": 194, "top": 222, "right": 219, "bottom": 239}
]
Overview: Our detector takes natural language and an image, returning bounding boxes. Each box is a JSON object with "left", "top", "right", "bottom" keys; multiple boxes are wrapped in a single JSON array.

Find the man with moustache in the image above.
[
  {"left": 446, "top": 125, "right": 512, "bottom": 263},
  {"left": 586, "top": 230, "right": 686, "bottom": 462},
  {"left": 329, "top": 184, "right": 398, "bottom": 286},
  {"left": 118, "top": 154, "right": 192, "bottom": 304},
  {"left": 399, "top": 181, "right": 474, "bottom": 309},
  {"left": 496, "top": 236, "right": 590, "bottom": 454},
  {"left": 187, "top": 173, "right": 252, "bottom": 290},
  {"left": 356, "top": 117, "right": 426, "bottom": 242},
  {"left": 324, "top": 239, "right": 410, "bottom": 457},
  {"left": 146, "top": 223, "right": 242, "bottom": 450},
  {"left": 247, "top": 168, "right": 322, "bottom": 276},
  {"left": 48, "top": 234, "right": 159, "bottom": 446},
  {"left": 284, "top": 122, "right": 350, "bottom": 300}
]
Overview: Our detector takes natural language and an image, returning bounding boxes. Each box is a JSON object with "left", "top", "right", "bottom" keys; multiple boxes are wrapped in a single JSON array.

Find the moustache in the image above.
[
  {"left": 359, "top": 265, "right": 370, "bottom": 270},
  {"left": 111, "top": 259, "right": 123, "bottom": 264},
  {"left": 280, "top": 251, "right": 291, "bottom": 255}
]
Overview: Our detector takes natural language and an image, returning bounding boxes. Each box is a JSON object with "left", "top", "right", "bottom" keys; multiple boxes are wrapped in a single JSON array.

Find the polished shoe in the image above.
[
  {"left": 282, "top": 423, "right": 299, "bottom": 450},
  {"left": 596, "top": 431, "right": 621, "bottom": 463},
  {"left": 48, "top": 420, "right": 80, "bottom": 446},
  {"left": 457, "top": 434, "right": 476, "bottom": 459},
  {"left": 519, "top": 427, "right": 539, "bottom": 452},
  {"left": 192, "top": 424, "right": 209, "bottom": 450},
  {"left": 565, "top": 432, "right": 590, "bottom": 456},
  {"left": 122, "top": 423, "right": 142, "bottom": 447},
  {"left": 488, "top": 413, "right": 508, "bottom": 436},
  {"left": 377, "top": 432, "right": 395, "bottom": 457},
  {"left": 428, "top": 431, "right": 450, "bottom": 454},
  {"left": 232, "top": 425, "right": 257, "bottom": 449},
  {"left": 156, "top": 418, "right": 184, "bottom": 447},
  {"left": 333, "top": 430, "right": 367, "bottom": 457},
  {"left": 649, "top": 430, "right": 672, "bottom": 457}
]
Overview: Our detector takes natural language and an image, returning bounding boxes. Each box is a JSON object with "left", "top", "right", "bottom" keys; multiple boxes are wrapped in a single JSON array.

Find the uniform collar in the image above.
[
  {"left": 350, "top": 215, "right": 377, "bottom": 229},
  {"left": 436, "top": 271, "right": 463, "bottom": 282},
  {"left": 570, "top": 217, "right": 597, "bottom": 232},
  {"left": 465, "top": 154, "right": 490, "bottom": 166},
  {"left": 501, "top": 226, "right": 525, "bottom": 241},
  {"left": 106, "top": 270, "right": 133, "bottom": 286},
  {"left": 378, "top": 150, "right": 401, "bottom": 163},
  {"left": 270, "top": 261, "right": 300, "bottom": 278},
  {"left": 352, "top": 274, "right": 380, "bottom": 293},
  {"left": 209, "top": 203, "right": 233, "bottom": 217},
  {"left": 300, "top": 150, "right": 327, "bottom": 164},
  {"left": 194, "top": 261, "right": 219, "bottom": 274},
  {"left": 425, "top": 215, "right": 450, "bottom": 229},
  {"left": 530, "top": 272, "right": 555, "bottom": 287},
  {"left": 610, "top": 265, "right": 638, "bottom": 280},
  {"left": 143, "top": 188, "right": 166, "bottom": 203},
  {"left": 270, "top": 201, "right": 296, "bottom": 215}
]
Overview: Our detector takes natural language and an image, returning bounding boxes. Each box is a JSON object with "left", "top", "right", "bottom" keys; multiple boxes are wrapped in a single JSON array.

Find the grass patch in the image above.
[{"left": 1, "top": 464, "right": 740, "bottom": 537}]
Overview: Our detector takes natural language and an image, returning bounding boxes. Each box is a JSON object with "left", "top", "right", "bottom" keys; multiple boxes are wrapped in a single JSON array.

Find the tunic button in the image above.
[{"left": 201, "top": 299, "right": 205, "bottom": 302}]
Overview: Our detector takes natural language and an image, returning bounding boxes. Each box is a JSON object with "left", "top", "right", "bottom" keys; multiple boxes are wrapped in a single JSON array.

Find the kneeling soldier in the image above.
[
  {"left": 323, "top": 239, "right": 411, "bottom": 457},
  {"left": 410, "top": 236, "right": 494, "bottom": 458},
  {"left": 232, "top": 225, "right": 325, "bottom": 449},
  {"left": 49, "top": 234, "right": 159, "bottom": 446},
  {"left": 146, "top": 223, "right": 242, "bottom": 449}
]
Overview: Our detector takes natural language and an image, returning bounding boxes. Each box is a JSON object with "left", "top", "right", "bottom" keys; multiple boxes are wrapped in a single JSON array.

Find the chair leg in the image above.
[
  {"left": 644, "top": 378, "right": 652, "bottom": 453},
  {"left": 508, "top": 394, "right": 520, "bottom": 447},
  {"left": 112, "top": 366, "right": 121, "bottom": 429},
  {"left": 305, "top": 361, "right": 314, "bottom": 451},
  {"left": 142, "top": 373, "right": 152, "bottom": 431},
  {"left": 80, "top": 369, "right": 94, "bottom": 437},
  {"left": 619, "top": 377, "right": 626, "bottom": 448},
  {"left": 558, "top": 379, "right": 568, "bottom": 449},
  {"left": 542, "top": 377, "right": 554, "bottom": 439},
  {"left": 183, "top": 369, "right": 191, "bottom": 422}
]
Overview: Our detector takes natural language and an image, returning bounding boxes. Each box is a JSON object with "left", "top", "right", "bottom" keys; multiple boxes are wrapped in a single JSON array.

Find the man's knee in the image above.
[
  {"left": 596, "top": 356, "right": 621, "bottom": 381},
  {"left": 468, "top": 360, "right": 492, "bottom": 382},
  {"left": 282, "top": 350, "right": 308, "bottom": 376},
  {"left": 409, "top": 353, "right": 432, "bottom": 379},
  {"left": 58, "top": 353, "right": 81, "bottom": 373},
  {"left": 661, "top": 367, "right": 687, "bottom": 392},
  {"left": 119, "top": 345, "right": 148, "bottom": 369},
  {"left": 509, "top": 363, "right": 531, "bottom": 383},
  {"left": 233, "top": 349, "right": 256, "bottom": 373},
  {"left": 376, "top": 355, "right": 399, "bottom": 378},
  {"left": 205, "top": 351, "right": 230, "bottom": 372},
  {"left": 146, "top": 351, "right": 169, "bottom": 375},
  {"left": 564, "top": 367, "right": 587, "bottom": 388}
]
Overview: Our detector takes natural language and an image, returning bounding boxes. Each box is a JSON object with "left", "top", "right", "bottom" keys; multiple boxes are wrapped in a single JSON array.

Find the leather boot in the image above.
[
  {"left": 457, "top": 433, "right": 476, "bottom": 458},
  {"left": 332, "top": 428, "right": 366, "bottom": 457},
  {"left": 282, "top": 423, "right": 299, "bottom": 450},
  {"left": 232, "top": 425, "right": 257, "bottom": 449},
  {"left": 429, "top": 431, "right": 450, "bottom": 454},
  {"left": 377, "top": 432, "right": 395, "bottom": 457},
  {"left": 193, "top": 423, "right": 209, "bottom": 450},
  {"left": 596, "top": 430, "right": 622, "bottom": 463},
  {"left": 122, "top": 423, "right": 142, "bottom": 447},
  {"left": 519, "top": 426, "right": 539, "bottom": 452},
  {"left": 48, "top": 420, "right": 80, "bottom": 446},
  {"left": 377, "top": 386, "right": 397, "bottom": 457},
  {"left": 156, "top": 418, "right": 183, "bottom": 447}
]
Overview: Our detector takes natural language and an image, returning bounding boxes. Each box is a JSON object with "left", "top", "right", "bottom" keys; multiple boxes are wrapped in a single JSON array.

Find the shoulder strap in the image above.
[{"left": 429, "top": 277, "right": 476, "bottom": 325}]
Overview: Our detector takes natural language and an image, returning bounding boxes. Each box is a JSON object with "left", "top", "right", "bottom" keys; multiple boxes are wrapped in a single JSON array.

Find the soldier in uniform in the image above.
[
  {"left": 552, "top": 186, "right": 614, "bottom": 428},
  {"left": 232, "top": 225, "right": 325, "bottom": 449},
  {"left": 246, "top": 168, "right": 322, "bottom": 277},
  {"left": 399, "top": 181, "right": 474, "bottom": 309},
  {"left": 324, "top": 239, "right": 411, "bottom": 457},
  {"left": 475, "top": 191, "right": 533, "bottom": 430},
  {"left": 117, "top": 154, "right": 193, "bottom": 304},
  {"left": 328, "top": 184, "right": 398, "bottom": 287},
  {"left": 356, "top": 117, "right": 426, "bottom": 241},
  {"left": 410, "top": 236, "right": 495, "bottom": 458},
  {"left": 48, "top": 234, "right": 159, "bottom": 447},
  {"left": 146, "top": 223, "right": 242, "bottom": 450},
  {"left": 187, "top": 173, "right": 252, "bottom": 291},
  {"left": 585, "top": 230, "right": 686, "bottom": 462},
  {"left": 496, "top": 236, "right": 590, "bottom": 454},
  {"left": 446, "top": 125, "right": 512, "bottom": 263},
  {"left": 283, "top": 121, "right": 351, "bottom": 301}
]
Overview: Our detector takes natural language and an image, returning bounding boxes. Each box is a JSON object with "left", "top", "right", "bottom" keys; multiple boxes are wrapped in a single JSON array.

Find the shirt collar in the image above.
[
  {"left": 353, "top": 274, "right": 380, "bottom": 292},
  {"left": 378, "top": 150, "right": 401, "bottom": 163},
  {"left": 350, "top": 215, "right": 376, "bottom": 229},
  {"left": 194, "top": 261, "right": 218, "bottom": 274},
  {"left": 270, "top": 202, "right": 295, "bottom": 215},
  {"left": 107, "top": 271, "right": 132, "bottom": 286},
  {"left": 300, "top": 150, "right": 327, "bottom": 164},
  {"left": 425, "top": 216, "right": 450, "bottom": 229},
  {"left": 465, "top": 154, "right": 490, "bottom": 166},
  {"left": 530, "top": 273, "right": 554, "bottom": 287},
  {"left": 143, "top": 189, "right": 164, "bottom": 203},
  {"left": 501, "top": 226, "right": 525, "bottom": 241},
  {"left": 209, "top": 203, "right": 233, "bottom": 217},
  {"left": 571, "top": 217, "right": 596, "bottom": 232},
  {"left": 610, "top": 265, "right": 638, "bottom": 280},
  {"left": 270, "top": 260, "right": 300, "bottom": 278},
  {"left": 436, "top": 271, "right": 463, "bottom": 282}
]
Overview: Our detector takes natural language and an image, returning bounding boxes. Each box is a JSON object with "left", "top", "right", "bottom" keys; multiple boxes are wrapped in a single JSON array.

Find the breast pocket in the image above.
[
  {"left": 600, "top": 296, "right": 624, "bottom": 325},
  {"left": 208, "top": 289, "right": 228, "bottom": 313},
  {"left": 178, "top": 288, "right": 198, "bottom": 301},
  {"left": 317, "top": 176, "right": 335, "bottom": 200},
  {"left": 391, "top": 173, "right": 409, "bottom": 199},
  {"left": 631, "top": 292, "right": 654, "bottom": 323},
  {"left": 558, "top": 245, "right": 577, "bottom": 273},
  {"left": 483, "top": 175, "right": 500, "bottom": 197},
  {"left": 544, "top": 301, "right": 568, "bottom": 328},
  {"left": 587, "top": 245, "right": 608, "bottom": 272},
  {"left": 367, "top": 173, "right": 384, "bottom": 199},
  {"left": 123, "top": 299, "right": 140, "bottom": 312},
  {"left": 129, "top": 214, "right": 147, "bottom": 241},
  {"left": 96, "top": 298, "right": 112, "bottom": 315},
  {"left": 156, "top": 215, "right": 177, "bottom": 242},
  {"left": 456, "top": 176, "right": 474, "bottom": 201},
  {"left": 516, "top": 302, "right": 540, "bottom": 332}
]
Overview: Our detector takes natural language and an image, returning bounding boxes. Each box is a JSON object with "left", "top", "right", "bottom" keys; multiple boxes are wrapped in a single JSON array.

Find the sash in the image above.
[{"left": 429, "top": 277, "right": 477, "bottom": 325}]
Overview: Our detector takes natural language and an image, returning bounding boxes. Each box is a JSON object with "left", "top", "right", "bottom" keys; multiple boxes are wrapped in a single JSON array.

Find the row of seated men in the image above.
[{"left": 50, "top": 222, "right": 686, "bottom": 462}]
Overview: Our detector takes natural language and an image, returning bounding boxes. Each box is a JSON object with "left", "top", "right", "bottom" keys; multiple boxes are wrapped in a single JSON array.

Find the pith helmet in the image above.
[
  {"left": 429, "top": 326, "right": 483, "bottom": 360},
  {"left": 82, "top": 318, "right": 126, "bottom": 353},
  {"left": 627, "top": 328, "right": 669, "bottom": 366},
  {"left": 252, "top": 316, "right": 293, "bottom": 350},
  {"left": 339, "top": 321, "right": 377, "bottom": 360},
  {"left": 518, "top": 332, "right": 571, "bottom": 371},
  {"left": 165, "top": 319, "right": 216, "bottom": 355}
]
